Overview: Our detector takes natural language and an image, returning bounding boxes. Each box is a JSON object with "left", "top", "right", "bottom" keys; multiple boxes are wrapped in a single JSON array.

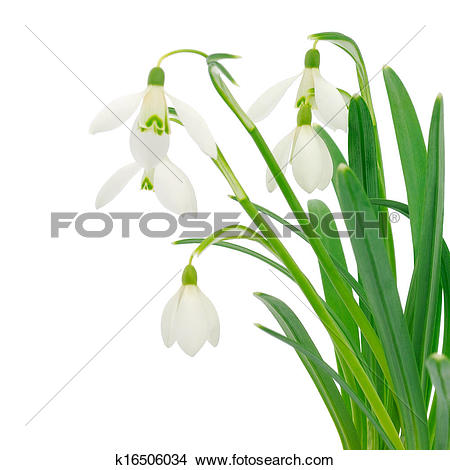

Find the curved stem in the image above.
[
  {"left": 176, "top": 238, "right": 294, "bottom": 281},
  {"left": 210, "top": 146, "right": 402, "bottom": 448},
  {"left": 157, "top": 48, "right": 208, "bottom": 66},
  {"left": 208, "top": 67, "right": 392, "bottom": 386},
  {"left": 188, "top": 224, "right": 275, "bottom": 263}
]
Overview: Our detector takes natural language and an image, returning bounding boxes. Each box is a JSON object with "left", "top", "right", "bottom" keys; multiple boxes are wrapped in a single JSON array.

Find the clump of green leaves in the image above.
[{"left": 176, "top": 33, "right": 448, "bottom": 449}]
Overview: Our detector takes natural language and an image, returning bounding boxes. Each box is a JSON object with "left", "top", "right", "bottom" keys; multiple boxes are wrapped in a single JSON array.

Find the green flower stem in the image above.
[
  {"left": 188, "top": 224, "right": 276, "bottom": 263},
  {"left": 213, "top": 147, "right": 403, "bottom": 449},
  {"left": 208, "top": 69, "right": 390, "bottom": 384},
  {"left": 157, "top": 48, "right": 208, "bottom": 66},
  {"left": 310, "top": 35, "right": 395, "bottom": 277}
]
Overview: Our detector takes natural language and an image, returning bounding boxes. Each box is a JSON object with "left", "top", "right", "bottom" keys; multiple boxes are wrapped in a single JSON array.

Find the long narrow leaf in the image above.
[
  {"left": 383, "top": 67, "right": 427, "bottom": 253},
  {"left": 174, "top": 238, "right": 293, "bottom": 280},
  {"left": 336, "top": 164, "right": 429, "bottom": 449},
  {"left": 307, "top": 199, "right": 358, "bottom": 345},
  {"left": 371, "top": 198, "right": 450, "bottom": 360},
  {"left": 232, "top": 196, "right": 371, "bottom": 311},
  {"left": 307, "top": 199, "right": 361, "bottom": 436},
  {"left": 442, "top": 243, "right": 450, "bottom": 357},
  {"left": 255, "top": 319, "right": 400, "bottom": 449},
  {"left": 405, "top": 95, "right": 445, "bottom": 390},
  {"left": 255, "top": 293, "right": 361, "bottom": 449},
  {"left": 348, "top": 95, "right": 379, "bottom": 199},
  {"left": 426, "top": 354, "right": 450, "bottom": 449}
]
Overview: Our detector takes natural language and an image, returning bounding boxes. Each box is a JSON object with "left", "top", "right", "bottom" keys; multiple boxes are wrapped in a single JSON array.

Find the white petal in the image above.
[
  {"left": 196, "top": 287, "right": 220, "bottom": 346},
  {"left": 308, "top": 95, "right": 326, "bottom": 125},
  {"left": 167, "top": 94, "right": 217, "bottom": 158},
  {"left": 248, "top": 74, "right": 300, "bottom": 122},
  {"left": 161, "top": 286, "right": 184, "bottom": 348},
  {"left": 295, "top": 68, "right": 315, "bottom": 106},
  {"left": 266, "top": 128, "right": 295, "bottom": 192},
  {"left": 153, "top": 157, "right": 197, "bottom": 214},
  {"left": 312, "top": 70, "right": 348, "bottom": 131},
  {"left": 89, "top": 90, "right": 146, "bottom": 134},
  {"left": 317, "top": 140, "right": 333, "bottom": 190},
  {"left": 174, "top": 285, "right": 209, "bottom": 356},
  {"left": 95, "top": 162, "right": 141, "bottom": 209},
  {"left": 129, "top": 118, "right": 169, "bottom": 169},
  {"left": 291, "top": 125, "right": 329, "bottom": 193}
]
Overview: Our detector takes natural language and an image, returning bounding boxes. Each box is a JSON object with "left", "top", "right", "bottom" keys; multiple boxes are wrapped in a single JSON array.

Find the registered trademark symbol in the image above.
[{"left": 389, "top": 211, "right": 400, "bottom": 223}]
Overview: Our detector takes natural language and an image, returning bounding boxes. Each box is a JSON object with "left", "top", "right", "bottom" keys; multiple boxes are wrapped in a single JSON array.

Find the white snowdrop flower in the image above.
[
  {"left": 161, "top": 265, "right": 220, "bottom": 357},
  {"left": 94, "top": 155, "right": 197, "bottom": 215},
  {"left": 90, "top": 66, "right": 218, "bottom": 211},
  {"left": 248, "top": 48, "right": 348, "bottom": 131},
  {"left": 266, "top": 103, "right": 333, "bottom": 193}
]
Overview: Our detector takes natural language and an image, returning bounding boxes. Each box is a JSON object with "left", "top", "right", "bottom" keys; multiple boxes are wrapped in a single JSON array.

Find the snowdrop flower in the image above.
[
  {"left": 161, "top": 264, "right": 220, "bottom": 357},
  {"left": 267, "top": 103, "right": 333, "bottom": 193},
  {"left": 94, "top": 156, "right": 197, "bottom": 214},
  {"left": 90, "top": 66, "right": 217, "bottom": 212},
  {"left": 248, "top": 48, "right": 348, "bottom": 131}
]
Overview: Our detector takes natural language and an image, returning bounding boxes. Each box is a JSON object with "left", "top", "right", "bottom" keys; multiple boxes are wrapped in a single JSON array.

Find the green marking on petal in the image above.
[
  {"left": 141, "top": 176, "right": 154, "bottom": 191},
  {"left": 145, "top": 115, "right": 164, "bottom": 129}
]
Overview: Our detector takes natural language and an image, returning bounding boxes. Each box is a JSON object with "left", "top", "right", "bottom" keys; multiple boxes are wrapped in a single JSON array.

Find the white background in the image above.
[{"left": 2, "top": 0, "right": 449, "bottom": 468}]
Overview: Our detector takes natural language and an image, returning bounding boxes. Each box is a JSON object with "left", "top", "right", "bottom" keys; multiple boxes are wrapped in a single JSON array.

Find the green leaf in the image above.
[
  {"left": 405, "top": 95, "right": 445, "bottom": 390},
  {"left": 234, "top": 197, "right": 371, "bottom": 311},
  {"left": 174, "top": 238, "right": 293, "bottom": 281},
  {"left": 208, "top": 64, "right": 253, "bottom": 131},
  {"left": 348, "top": 96, "right": 378, "bottom": 199},
  {"left": 254, "top": 314, "right": 400, "bottom": 449},
  {"left": 383, "top": 67, "right": 427, "bottom": 253},
  {"left": 190, "top": 224, "right": 274, "bottom": 258},
  {"left": 337, "top": 88, "right": 351, "bottom": 107},
  {"left": 370, "top": 198, "right": 409, "bottom": 217},
  {"left": 426, "top": 354, "right": 450, "bottom": 449},
  {"left": 209, "top": 61, "right": 239, "bottom": 85},
  {"left": 207, "top": 52, "right": 241, "bottom": 62},
  {"left": 442, "top": 243, "right": 450, "bottom": 358},
  {"left": 370, "top": 198, "right": 450, "bottom": 362},
  {"left": 310, "top": 38, "right": 396, "bottom": 276},
  {"left": 307, "top": 199, "right": 358, "bottom": 345},
  {"left": 336, "top": 164, "right": 429, "bottom": 449},
  {"left": 307, "top": 199, "right": 362, "bottom": 435},
  {"left": 254, "top": 293, "right": 361, "bottom": 449},
  {"left": 313, "top": 124, "right": 347, "bottom": 179},
  {"left": 348, "top": 96, "right": 386, "bottom": 443}
]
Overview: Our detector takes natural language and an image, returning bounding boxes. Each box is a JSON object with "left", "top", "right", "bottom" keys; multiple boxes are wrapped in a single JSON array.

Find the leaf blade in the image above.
[
  {"left": 426, "top": 354, "right": 450, "bottom": 449},
  {"left": 382, "top": 67, "right": 427, "bottom": 253},
  {"left": 336, "top": 164, "right": 429, "bottom": 449},
  {"left": 255, "top": 293, "right": 361, "bottom": 449}
]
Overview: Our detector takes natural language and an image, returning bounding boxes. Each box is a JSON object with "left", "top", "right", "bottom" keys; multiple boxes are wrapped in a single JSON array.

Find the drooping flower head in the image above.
[
  {"left": 266, "top": 102, "right": 333, "bottom": 194},
  {"left": 89, "top": 66, "right": 217, "bottom": 214},
  {"left": 248, "top": 47, "right": 349, "bottom": 131},
  {"left": 161, "top": 264, "right": 220, "bottom": 357}
]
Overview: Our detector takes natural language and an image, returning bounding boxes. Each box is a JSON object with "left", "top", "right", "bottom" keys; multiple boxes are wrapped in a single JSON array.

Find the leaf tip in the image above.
[{"left": 337, "top": 162, "right": 349, "bottom": 174}]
